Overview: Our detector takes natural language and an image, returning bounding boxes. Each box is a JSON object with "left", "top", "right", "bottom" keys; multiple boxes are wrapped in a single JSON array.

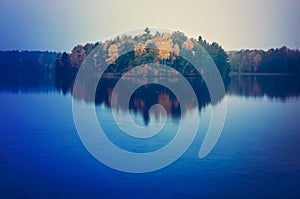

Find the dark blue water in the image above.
[{"left": 1, "top": 76, "right": 300, "bottom": 198}]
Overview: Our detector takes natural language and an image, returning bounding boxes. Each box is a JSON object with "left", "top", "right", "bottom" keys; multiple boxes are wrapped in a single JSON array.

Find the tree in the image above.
[
  {"left": 182, "top": 39, "right": 194, "bottom": 50},
  {"left": 172, "top": 44, "right": 180, "bottom": 57},
  {"left": 144, "top": 27, "right": 151, "bottom": 36},
  {"left": 156, "top": 40, "right": 172, "bottom": 62},
  {"left": 143, "top": 27, "right": 151, "bottom": 41},
  {"left": 171, "top": 31, "right": 187, "bottom": 47},
  {"left": 106, "top": 44, "right": 119, "bottom": 65},
  {"left": 57, "top": 30, "right": 233, "bottom": 77},
  {"left": 70, "top": 45, "right": 86, "bottom": 68}
]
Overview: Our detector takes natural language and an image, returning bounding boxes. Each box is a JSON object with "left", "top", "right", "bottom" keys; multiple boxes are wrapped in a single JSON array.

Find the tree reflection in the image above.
[
  {"left": 227, "top": 75, "right": 300, "bottom": 101},
  {"left": 71, "top": 76, "right": 213, "bottom": 124}
]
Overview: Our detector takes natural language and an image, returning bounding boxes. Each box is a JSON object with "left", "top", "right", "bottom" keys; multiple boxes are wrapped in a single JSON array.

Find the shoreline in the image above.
[
  {"left": 229, "top": 72, "right": 300, "bottom": 76},
  {"left": 100, "top": 72, "right": 300, "bottom": 78}
]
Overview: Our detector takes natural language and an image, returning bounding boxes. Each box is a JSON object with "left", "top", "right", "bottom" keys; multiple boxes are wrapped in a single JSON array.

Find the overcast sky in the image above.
[{"left": 1, "top": 0, "right": 299, "bottom": 52}]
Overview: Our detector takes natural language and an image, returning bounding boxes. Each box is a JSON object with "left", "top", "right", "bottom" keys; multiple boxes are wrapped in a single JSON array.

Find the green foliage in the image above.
[{"left": 144, "top": 27, "right": 151, "bottom": 37}]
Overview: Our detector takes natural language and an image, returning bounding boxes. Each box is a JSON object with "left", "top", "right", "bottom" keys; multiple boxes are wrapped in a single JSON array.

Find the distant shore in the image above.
[
  {"left": 229, "top": 72, "right": 300, "bottom": 76},
  {"left": 90, "top": 72, "right": 300, "bottom": 78},
  {"left": 101, "top": 72, "right": 300, "bottom": 78}
]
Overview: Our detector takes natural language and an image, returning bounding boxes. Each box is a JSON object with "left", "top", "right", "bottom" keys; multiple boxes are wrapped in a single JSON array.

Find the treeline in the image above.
[
  {"left": 56, "top": 29, "right": 230, "bottom": 77},
  {"left": 0, "top": 50, "right": 57, "bottom": 92},
  {"left": 228, "top": 47, "right": 300, "bottom": 74}
]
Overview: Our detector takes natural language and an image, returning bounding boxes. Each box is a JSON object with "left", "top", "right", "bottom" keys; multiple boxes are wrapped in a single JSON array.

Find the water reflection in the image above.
[
  {"left": 1, "top": 63, "right": 300, "bottom": 123},
  {"left": 54, "top": 68, "right": 300, "bottom": 124},
  {"left": 227, "top": 75, "right": 300, "bottom": 100},
  {"left": 73, "top": 76, "right": 212, "bottom": 124},
  {"left": 0, "top": 51, "right": 56, "bottom": 93},
  {"left": 1, "top": 56, "right": 300, "bottom": 198}
]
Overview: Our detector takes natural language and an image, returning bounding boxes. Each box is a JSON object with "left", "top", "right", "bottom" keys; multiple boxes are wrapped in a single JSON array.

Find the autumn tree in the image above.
[
  {"left": 156, "top": 40, "right": 172, "bottom": 63},
  {"left": 172, "top": 44, "right": 180, "bottom": 57},
  {"left": 70, "top": 45, "right": 86, "bottom": 68},
  {"left": 106, "top": 44, "right": 119, "bottom": 65},
  {"left": 182, "top": 39, "right": 194, "bottom": 50},
  {"left": 58, "top": 30, "right": 234, "bottom": 77}
]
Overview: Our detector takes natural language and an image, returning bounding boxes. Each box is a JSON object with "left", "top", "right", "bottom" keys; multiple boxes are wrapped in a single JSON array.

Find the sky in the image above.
[{"left": 0, "top": 0, "right": 299, "bottom": 52}]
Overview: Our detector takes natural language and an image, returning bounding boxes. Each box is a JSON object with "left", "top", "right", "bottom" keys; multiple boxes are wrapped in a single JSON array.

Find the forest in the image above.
[
  {"left": 55, "top": 28, "right": 300, "bottom": 77},
  {"left": 0, "top": 40, "right": 300, "bottom": 101},
  {"left": 1, "top": 29, "right": 300, "bottom": 81},
  {"left": 55, "top": 28, "right": 231, "bottom": 78},
  {"left": 228, "top": 47, "right": 300, "bottom": 74}
]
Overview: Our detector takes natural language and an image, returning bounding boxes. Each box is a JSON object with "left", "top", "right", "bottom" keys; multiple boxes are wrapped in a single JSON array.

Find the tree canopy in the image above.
[
  {"left": 228, "top": 47, "right": 300, "bottom": 74},
  {"left": 56, "top": 28, "right": 300, "bottom": 77},
  {"left": 56, "top": 29, "right": 231, "bottom": 77}
]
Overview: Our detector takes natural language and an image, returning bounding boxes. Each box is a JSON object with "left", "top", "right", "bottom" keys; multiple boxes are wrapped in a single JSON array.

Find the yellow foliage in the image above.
[
  {"left": 134, "top": 42, "right": 146, "bottom": 56},
  {"left": 156, "top": 39, "right": 172, "bottom": 60},
  {"left": 102, "top": 40, "right": 110, "bottom": 51},
  {"left": 172, "top": 44, "right": 180, "bottom": 57},
  {"left": 162, "top": 33, "right": 171, "bottom": 40},
  {"left": 106, "top": 44, "right": 118, "bottom": 64},
  {"left": 182, "top": 39, "right": 194, "bottom": 50}
]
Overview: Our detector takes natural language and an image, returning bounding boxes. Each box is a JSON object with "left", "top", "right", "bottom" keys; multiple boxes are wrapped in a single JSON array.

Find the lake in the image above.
[{"left": 0, "top": 74, "right": 300, "bottom": 198}]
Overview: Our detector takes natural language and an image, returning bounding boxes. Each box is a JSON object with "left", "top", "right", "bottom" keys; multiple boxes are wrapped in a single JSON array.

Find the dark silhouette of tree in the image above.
[
  {"left": 144, "top": 27, "right": 151, "bottom": 40},
  {"left": 229, "top": 47, "right": 300, "bottom": 74}
]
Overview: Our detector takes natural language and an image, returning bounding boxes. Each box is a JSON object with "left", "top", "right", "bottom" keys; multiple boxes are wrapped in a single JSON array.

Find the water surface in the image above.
[{"left": 0, "top": 75, "right": 300, "bottom": 198}]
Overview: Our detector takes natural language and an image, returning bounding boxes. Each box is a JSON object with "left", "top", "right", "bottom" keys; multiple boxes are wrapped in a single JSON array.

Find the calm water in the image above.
[{"left": 1, "top": 75, "right": 300, "bottom": 198}]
